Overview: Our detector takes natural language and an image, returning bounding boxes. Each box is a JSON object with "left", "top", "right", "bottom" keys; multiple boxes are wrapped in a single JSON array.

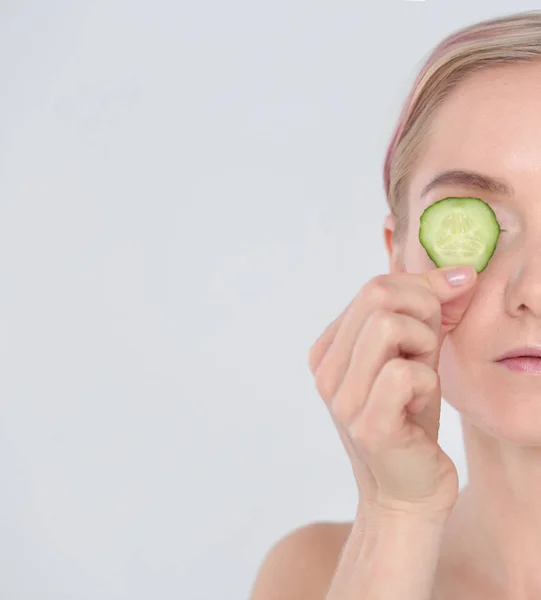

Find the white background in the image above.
[{"left": 0, "top": 1, "right": 536, "bottom": 598}]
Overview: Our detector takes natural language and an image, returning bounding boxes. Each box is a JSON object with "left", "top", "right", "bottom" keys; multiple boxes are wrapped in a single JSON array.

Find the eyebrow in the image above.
[{"left": 420, "top": 169, "right": 514, "bottom": 198}]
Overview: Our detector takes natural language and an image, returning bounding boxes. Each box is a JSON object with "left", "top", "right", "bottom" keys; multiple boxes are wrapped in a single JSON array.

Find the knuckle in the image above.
[
  {"left": 331, "top": 396, "right": 355, "bottom": 425},
  {"left": 348, "top": 421, "right": 368, "bottom": 447},
  {"left": 411, "top": 286, "right": 442, "bottom": 327},
  {"left": 362, "top": 275, "right": 394, "bottom": 307},
  {"left": 347, "top": 411, "right": 369, "bottom": 442},
  {"left": 349, "top": 417, "right": 383, "bottom": 452},
  {"left": 428, "top": 292, "right": 442, "bottom": 319},
  {"left": 330, "top": 383, "right": 360, "bottom": 425},
  {"left": 384, "top": 357, "right": 415, "bottom": 388},
  {"left": 423, "top": 291, "right": 443, "bottom": 325},
  {"left": 425, "top": 327, "right": 439, "bottom": 352},
  {"left": 425, "top": 363, "right": 441, "bottom": 391},
  {"left": 314, "top": 364, "right": 339, "bottom": 401},
  {"left": 369, "top": 309, "right": 400, "bottom": 341}
]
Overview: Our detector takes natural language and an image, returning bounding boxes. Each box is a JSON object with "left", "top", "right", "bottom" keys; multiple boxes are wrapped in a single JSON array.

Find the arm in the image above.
[
  {"left": 326, "top": 511, "right": 449, "bottom": 600},
  {"left": 248, "top": 512, "right": 449, "bottom": 600}
]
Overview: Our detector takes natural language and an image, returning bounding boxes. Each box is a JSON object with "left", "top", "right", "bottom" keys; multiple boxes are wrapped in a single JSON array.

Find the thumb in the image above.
[
  {"left": 435, "top": 265, "right": 478, "bottom": 337},
  {"left": 411, "top": 265, "right": 478, "bottom": 362}
]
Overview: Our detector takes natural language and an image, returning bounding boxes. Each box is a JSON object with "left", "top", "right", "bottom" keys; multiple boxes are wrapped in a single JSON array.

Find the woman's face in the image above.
[{"left": 401, "top": 62, "right": 541, "bottom": 444}]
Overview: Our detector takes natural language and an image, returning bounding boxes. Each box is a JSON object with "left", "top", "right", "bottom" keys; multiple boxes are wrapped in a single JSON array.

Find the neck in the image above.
[{"left": 448, "top": 414, "right": 541, "bottom": 598}]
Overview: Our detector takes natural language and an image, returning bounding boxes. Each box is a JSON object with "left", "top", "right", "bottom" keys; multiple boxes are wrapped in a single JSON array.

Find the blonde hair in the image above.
[{"left": 384, "top": 9, "right": 541, "bottom": 256}]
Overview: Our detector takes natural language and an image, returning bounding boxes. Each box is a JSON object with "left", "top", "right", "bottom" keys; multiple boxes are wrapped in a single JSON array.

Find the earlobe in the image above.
[
  {"left": 383, "top": 214, "right": 395, "bottom": 258},
  {"left": 383, "top": 213, "right": 405, "bottom": 274}
]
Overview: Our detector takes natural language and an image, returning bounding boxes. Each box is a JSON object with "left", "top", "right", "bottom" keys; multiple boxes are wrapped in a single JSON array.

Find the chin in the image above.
[
  {"left": 444, "top": 377, "right": 541, "bottom": 448},
  {"left": 460, "top": 407, "right": 541, "bottom": 448}
]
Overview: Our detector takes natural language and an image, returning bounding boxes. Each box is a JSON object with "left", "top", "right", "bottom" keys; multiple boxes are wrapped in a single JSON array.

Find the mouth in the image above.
[{"left": 497, "top": 356, "right": 541, "bottom": 374}]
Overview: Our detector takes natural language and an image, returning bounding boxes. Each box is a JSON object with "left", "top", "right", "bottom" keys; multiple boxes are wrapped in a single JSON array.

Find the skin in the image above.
[{"left": 383, "top": 61, "right": 541, "bottom": 599}]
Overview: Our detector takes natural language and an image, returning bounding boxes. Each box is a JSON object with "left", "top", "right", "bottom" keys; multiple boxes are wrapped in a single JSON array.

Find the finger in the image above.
[
  {"left": 348, "top": 358, "right": 439, "bottom": 450},
  {"left": 308, "top": 295, "right": 357, "bottom": 375},
  {"left": 392, "top": 266, "right": 478, "bottom": 337},
  {"left": 310, "top": 265, "right": 477, "bottom": 392},
  {"left": 397, "top": 265, "right": 477, "bottom": 302},
  {"left": 328, "top": 311, "right": 437, "bottom": 422},
  {"left": 313, "top": 281, "right": 442, "bottom": 404}
]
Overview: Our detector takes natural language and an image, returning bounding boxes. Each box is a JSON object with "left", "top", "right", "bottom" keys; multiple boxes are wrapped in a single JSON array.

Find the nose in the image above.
[{"left": 504, "top": 239, "right": 541, "bottom": 318}]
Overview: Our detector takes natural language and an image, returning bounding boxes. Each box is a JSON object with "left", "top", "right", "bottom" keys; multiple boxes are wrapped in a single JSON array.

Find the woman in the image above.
[{"left": 250, "top": 9, "right": 541, "bottom": 600}]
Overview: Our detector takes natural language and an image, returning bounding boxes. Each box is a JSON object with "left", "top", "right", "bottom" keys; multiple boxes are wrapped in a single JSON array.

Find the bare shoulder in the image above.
[{"left": 248, "top": 520, "right": 354, "bottom": 600}]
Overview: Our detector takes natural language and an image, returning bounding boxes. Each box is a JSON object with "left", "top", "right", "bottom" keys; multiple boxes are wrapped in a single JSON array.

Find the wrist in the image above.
[
  {"left": 363, "top": 498, "right": 454, "bottom": 528},
  {"left": 359, "top": 507, "right": 449, "bottom": 560}
]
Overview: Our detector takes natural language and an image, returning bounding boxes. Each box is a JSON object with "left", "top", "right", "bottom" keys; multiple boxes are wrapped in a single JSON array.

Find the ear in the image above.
[
  {"left": 384, "top": 214, "right": 394, "bottom": 257},
  {"left": 383, "top": 213, "right": 405, "bottom": 274}
]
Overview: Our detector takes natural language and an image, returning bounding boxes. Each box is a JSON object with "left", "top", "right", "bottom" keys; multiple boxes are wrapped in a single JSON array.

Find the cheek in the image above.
[
  {"left": 437, "top": 303, "right": 493, "bottom": 406},
  {"left": 438, "top": 337, "right": 460, "bottom": 401},
  {"left": 438, "top": 332, "right": 481, "bottom": 409}
]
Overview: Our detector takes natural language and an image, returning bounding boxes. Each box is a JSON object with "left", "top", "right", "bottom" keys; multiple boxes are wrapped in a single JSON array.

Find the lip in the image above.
[
  {"left": 495, "top": 346, "right": 541, "bottom": 361},
  {"left": 497, "top": 356, "right": 541, "bottom": 374}
]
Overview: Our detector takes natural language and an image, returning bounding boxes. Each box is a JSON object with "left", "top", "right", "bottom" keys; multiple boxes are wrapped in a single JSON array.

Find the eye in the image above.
[{"left": 496, "top": 229, "right": 508, "bottom": 246}]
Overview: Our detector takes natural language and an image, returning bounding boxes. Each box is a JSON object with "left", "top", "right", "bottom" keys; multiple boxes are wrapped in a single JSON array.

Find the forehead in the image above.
[{"left": 409, "top": 62, "right": 541, "bottom": 204}]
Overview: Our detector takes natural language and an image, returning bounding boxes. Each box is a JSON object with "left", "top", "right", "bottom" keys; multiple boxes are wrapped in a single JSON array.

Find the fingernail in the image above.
[{"left": 444, "top": 266, "right": 475, "bottom": 286}]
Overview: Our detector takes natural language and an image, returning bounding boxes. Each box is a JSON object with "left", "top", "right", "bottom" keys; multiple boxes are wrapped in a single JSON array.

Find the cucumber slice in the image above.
[{"left": 419, "top": 196, "right": 500, "bottom": 273}]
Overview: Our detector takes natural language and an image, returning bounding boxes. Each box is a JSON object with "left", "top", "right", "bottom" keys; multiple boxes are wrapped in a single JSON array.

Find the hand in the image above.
[{"left": 308, "top": 266, "right": 477, "bottom": 521}]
